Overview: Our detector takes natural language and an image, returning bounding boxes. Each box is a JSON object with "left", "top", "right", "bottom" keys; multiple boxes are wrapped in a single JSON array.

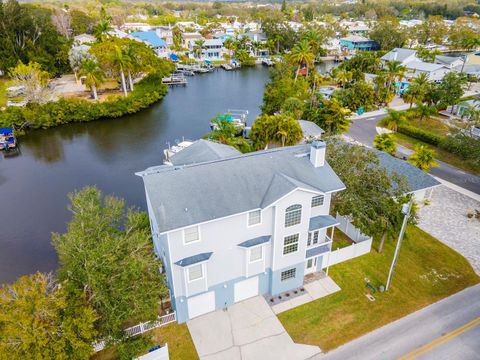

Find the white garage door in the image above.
[
  {"left": 234, "top": 276, "right": 259, "bottom": 302},
  {"left": 187, "top": 291, "right": 215, "bottom": 319}
]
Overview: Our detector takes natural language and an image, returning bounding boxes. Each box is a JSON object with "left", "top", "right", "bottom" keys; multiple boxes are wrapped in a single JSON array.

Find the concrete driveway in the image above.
[{"left": 187, "top": 296, "right": 320, "bottom": 360}]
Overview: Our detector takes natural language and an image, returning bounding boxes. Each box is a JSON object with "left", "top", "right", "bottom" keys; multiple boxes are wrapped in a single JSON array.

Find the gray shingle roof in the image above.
[
  {"left": 381, "top": 48, "right": 417, "bottom": 63},
  {"left": 309, "top": 215, "right": 340, "bottom": 231},
  {"left": 306, "top": 244, "right": 330, "bottom": 258},
  {"left": 169, "top": 139, "right": 241, "bottom": 166},
  {"left": 299, "top": 120, "right": 324, "bottom": 139},
  {"left": 238, "top": 236, "right": 271, "bottom": 248},
  {"left": 174, "top": 252, "right": 213, "bottom": 267},
  {"left": 138, "top": 145, "right": 345, "bottom": 233},
  {"left": 376, "top": 151, "right": 440, "bottom": 192}
]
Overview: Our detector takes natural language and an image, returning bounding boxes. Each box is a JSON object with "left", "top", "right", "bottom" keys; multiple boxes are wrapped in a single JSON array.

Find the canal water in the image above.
[{"left": 0, "top": 62, "right": 337, "bottom": 284}]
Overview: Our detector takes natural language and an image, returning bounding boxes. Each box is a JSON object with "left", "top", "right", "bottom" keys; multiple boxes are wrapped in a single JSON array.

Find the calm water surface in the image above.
[
  {"left": 0, "top": 67, "right": 272, "bottom": 284},
  {"left": 0, "top": 62, "right": 337, "bottom": 284}
]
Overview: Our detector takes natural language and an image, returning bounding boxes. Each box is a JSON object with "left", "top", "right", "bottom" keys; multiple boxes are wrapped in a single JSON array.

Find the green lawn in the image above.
[
  {"left": 0, "top": 78, "right": 8, "bottom": 107},
  {"left": 406, "top": 116, "right": 451, "bottom": 137},
  {"left": 92, "top": 322, "right": 197, "bottom": 360},
  {"left": 332, "top": 229, "right": 353, "bottom": 250},
  {"left": 394, "top": 132, "right": 480, "bottom": 175},
  {"left": 278, "top": 225, "right": 479, "bottom": 351}
]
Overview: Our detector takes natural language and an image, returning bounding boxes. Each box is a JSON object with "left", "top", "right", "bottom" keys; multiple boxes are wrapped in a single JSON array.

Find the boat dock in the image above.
[{"left": 162, "top": 75, "right": 187, "bottom": 86}]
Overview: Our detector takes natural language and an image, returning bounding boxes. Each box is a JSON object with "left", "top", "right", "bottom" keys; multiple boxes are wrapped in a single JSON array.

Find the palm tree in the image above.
[
  {"left": 223, "top": 38, "right": 235, "bottom": 57},
  {"left": 303, "top": 29, "right": 323, "bottom": 57},
  {"left": 193, "top": 39, "right": 206, "bottom": 59},
  {"left": 379, "top": 109, "right": 407, "bottom": 132},
  {"left": 336, "top": 69, "right": 353, "bottom": 88},
  {"left": 80, "top": 59, "right": 104, "bottom": 101},
  {"left": 288, "top": 40, "right": 315, "bottom": 81},
  {"left": 385, "top": 60, "right": 407, "bottom": 91},
  {"left": 282, "top": 97, "right": 304, "bottom": 120},
  {"left": 412, "top": 72, "right": 429, "bottom": 88},
  {"left": 123, "top": 45, "right": 137, "bottom": 92},
  {"left": 415, "top": 102, "right": 437, "bottom": 121},
  {"left": 373, "top": 133, "right": 397, "bottom": 155},
  {"left": 93, "top": 20, "right": 112, "bottom": 42},
  {"left": 110, "top": 46, "right": 129, "bottom": 97},
  {"left": 408, "top": 145, "right": 438, "bottom": 171}
]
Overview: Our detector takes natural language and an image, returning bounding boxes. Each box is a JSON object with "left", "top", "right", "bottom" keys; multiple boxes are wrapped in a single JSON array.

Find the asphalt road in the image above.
[
  {"left": 314, "top": 284, "right": 480, "bottom": 360},
  {"left": 346, "top": 115, "right": 480, "bottom": 195}
]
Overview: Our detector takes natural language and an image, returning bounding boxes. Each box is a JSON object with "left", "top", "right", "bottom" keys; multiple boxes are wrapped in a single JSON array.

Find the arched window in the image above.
[{"left": 285, "top": 204, "right": 302, "bottom": 227}]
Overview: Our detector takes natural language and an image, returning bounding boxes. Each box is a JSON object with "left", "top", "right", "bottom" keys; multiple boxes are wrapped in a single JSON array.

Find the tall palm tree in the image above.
[
  {"left": 80, "top": 59, "right": 104, "bottom": 101},
  {"left": 123, "top": 45, "right": 138, "bottom": 92},
  {"left": 288, "top": 40, "right": 315, "bottom": 81},
  {"left": 303, "top": 29, "right": 323, "bottom": 57},
  {"left": 223, "top": 38, "right": 235, "bottom": 57},
  {"left": 412, "top": 72, "right": 429, "bottom": 87},
  {"left": 408, "top": 145, "right": 438, "bottom": 171},
  {"left": 110, "top": 46, "right": 129, "bottom": 97},
  {"left": 193, "top": 39, "right": 206, "bottom": 59}
]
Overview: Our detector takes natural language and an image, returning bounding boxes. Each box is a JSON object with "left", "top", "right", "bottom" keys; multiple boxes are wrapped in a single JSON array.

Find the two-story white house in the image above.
[{"left": 137, "top": 141, "right": 345, "bottom": 323}]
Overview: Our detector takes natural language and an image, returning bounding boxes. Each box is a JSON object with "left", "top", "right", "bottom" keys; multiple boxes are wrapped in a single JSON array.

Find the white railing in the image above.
[
  {"left": 93, "top": 312, "right": 176, "bottom": 352},
  {"left": 326, "top": 238, "right": 372, "bottom": 267},
  {"left": 335, "top": 214, "right": 370, "bottom": 243}
]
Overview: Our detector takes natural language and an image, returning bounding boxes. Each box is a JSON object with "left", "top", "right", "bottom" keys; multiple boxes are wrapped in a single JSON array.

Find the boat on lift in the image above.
[
  {"left": 209, "top": 109, "right": 248, "bottom": 133},
  {"left": 0, "top": 127, "right": 16, "bottom": 151},
  {"left": 163, "top": 138, "right": 194, "bottom": 165}
]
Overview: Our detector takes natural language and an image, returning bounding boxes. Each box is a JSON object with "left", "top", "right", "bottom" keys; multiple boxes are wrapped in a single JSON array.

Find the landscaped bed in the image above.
[{"left": 277, "top": 225, "right": 479, "bottom": 352}]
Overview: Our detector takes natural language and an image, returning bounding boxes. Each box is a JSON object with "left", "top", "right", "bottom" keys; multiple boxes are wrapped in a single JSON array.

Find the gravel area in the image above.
[{"left": 417, "top": 185, "right": 480, "bottom": 275}]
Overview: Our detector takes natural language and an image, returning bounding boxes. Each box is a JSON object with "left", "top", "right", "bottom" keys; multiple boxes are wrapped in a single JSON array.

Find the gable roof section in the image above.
[
  {"left": 169, "top": 139, "right": 241, "bottom": 166},
  {"left": 405, "top": 61, "right": 446, "bottom": 72},
  {"left": 376, "top": 151, "right": 440, "bottom": 192},
  {"left": 139, "top": 145, "right": 345, "bottom": 233},
  {"left": 381, "top": 48, "right": 417, "bottom": 63},
  {"left": 130, "top": 31, "right": 167, "bottom": 48}
]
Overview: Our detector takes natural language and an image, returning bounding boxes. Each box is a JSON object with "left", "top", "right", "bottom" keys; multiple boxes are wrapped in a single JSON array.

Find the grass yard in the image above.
[
  {"left": 91, "top": 322, "right": 198, "bottom": 360},
  {"left": 0, "top": 78, "right": 8, "bottom": 107},
  {"left": 394, "top": 132, "right": 480, "bottom": 175},
  {"left": 278, "top": 225, "right": 479, "bottom": 351},
  {"left": 406, "top": 116, "right": 451, "bottom": 136},
  {"left": 332, "top": 229, "right": 353, "bottom": 250}
]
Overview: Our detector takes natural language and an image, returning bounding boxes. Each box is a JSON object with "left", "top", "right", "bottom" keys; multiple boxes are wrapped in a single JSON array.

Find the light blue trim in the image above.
[
  {"left": 316, "top": 255, "right": 324, "bottom": 271},
  {"left": 271, "top": 262, "right": 305, "bottom": 295}
]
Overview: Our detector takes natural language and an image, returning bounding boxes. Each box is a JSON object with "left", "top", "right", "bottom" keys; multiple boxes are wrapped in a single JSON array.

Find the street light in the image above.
[{"left": 385, "top": 198, "right": 413, "bottom": 291}]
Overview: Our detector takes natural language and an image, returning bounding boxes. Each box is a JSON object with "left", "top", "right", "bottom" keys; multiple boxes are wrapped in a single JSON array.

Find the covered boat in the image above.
[{"left": 0, "top": 127, "right": 16, "bottom": 150}]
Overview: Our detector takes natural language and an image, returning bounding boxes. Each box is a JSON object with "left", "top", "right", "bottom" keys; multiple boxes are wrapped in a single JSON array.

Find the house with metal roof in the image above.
[
  {"left": 339, "top": 35, "right": 379, "bottom": 52},
  {"left": 137, "top": 142, "right": 349, "bottom": 322},
  {"left": 130, "top": 31, "right": 169, "bottom": 58}
]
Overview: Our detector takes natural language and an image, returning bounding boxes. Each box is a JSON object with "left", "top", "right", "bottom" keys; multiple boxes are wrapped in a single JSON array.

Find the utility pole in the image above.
[{"left": 386, "top": 199, "right": 413, "bottom": 291}]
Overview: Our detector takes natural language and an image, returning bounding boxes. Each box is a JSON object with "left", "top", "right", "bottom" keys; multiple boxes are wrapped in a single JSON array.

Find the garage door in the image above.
[
  {"left": 187, "top": 291, "right": 215, "bottom": 319},
  {"left": 234, "top": 276, "right": 259, "bottom": 302}
]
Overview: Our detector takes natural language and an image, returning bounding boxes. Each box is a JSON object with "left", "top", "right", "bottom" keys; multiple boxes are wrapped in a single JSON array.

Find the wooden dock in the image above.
[{"left": 162, "top": 75, "right": 187, "bottom": 86}]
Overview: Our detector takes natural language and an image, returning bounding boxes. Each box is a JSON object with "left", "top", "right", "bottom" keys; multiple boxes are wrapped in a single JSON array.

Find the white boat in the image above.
[
  {"left": 163, "top": 139, "right": 194, "bottom": 164},
  {"left": 209, "top": 109, "right": 249, "bottom": 133}
]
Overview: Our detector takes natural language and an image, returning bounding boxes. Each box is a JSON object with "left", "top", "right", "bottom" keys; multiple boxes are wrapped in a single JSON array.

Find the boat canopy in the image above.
[
  {"left": 170, "top": 54, "right": 179, "bottom": 61},
  {"left": 218, "top": 114, "right": 234, "bottom": 122},
  {"left": 204, "top": 60, "right": 212, "bottom": 65},
  {"left": 0, "top": 127, "right": 13, "bottom": 135}
]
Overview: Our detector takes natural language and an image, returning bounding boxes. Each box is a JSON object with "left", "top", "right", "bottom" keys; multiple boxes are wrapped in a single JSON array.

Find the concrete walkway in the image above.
[
  {"left": 187, "top": 296, "right": 320, "bottom": 360},
  {"left": 271, "top": 276, "right": 341, "bottom": 314}
]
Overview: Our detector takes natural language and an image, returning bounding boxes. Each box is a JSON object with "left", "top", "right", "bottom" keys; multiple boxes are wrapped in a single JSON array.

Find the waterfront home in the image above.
[
  {"left": 137, "top": 142, "right": 347, "bottom": 322},
  {"left": 381, "top": 48, "right": 419, "bottom": 66},
  {"left": 339, "top": 35, "right": 379, "bottom": 52},
  {"left": 339, "top": 20, "right": 370, "bottom": 35},
  {"left": 201, "top": 39, "right": 226, "bottom": 61},
  {"left": 181, "top": 32, "right": 202, "bottom": 50},
  {"left": 130, "top": 31, "right": 169, "bottom": 58},
  {"left": 155, "top": 26, "right": 174, "bottom": 46}
]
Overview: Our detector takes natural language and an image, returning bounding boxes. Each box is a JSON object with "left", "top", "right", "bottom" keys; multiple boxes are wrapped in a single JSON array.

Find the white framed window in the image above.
[
  {"left": 249, "top": 246, "right": 263, "bottom": 262},
  {"left": 285, "top": 204, "right": 302, "bottom": 227},
  {"left": 283, "top": 234, "right": 299, "bottom": 255},
  {"left": 281, "top": 268, "right": 296, "bottom": 281},
  {"left": 188, "top": 264, "right": 203, "bottom": 282},
  {"left": 248, "top": 210, "right": 262, "bottom": 226},
  {"left": 184, "top": 226, "right": 200, "bottom": 244},
  {"left": 311, "top": 195, "right": 325, "bottom": 207}
]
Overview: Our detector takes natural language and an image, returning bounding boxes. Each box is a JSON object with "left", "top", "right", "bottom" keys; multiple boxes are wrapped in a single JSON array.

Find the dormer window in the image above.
[{"left": 285, "top": 204, "right": 302, "bottom": 227}]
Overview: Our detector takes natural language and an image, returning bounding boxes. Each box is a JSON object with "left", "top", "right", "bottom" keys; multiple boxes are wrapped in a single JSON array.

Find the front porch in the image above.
[{"left": 268, "top": 272, "right": 341, "bottom": 314}]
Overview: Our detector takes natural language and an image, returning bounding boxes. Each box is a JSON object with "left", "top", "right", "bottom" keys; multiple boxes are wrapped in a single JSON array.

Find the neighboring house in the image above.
[
  {"left": 137, "top": 142, "right": 347, "bottom": 323},
  {"left": 155, "top": 26, "right": 174, "bottom": 46},
  {"left": 435, "top": 55, "right": 464, "bottom": 69},
  {"left": 73, "top": 33, "right": 96, "bottom": 45},
  {"left": 454, "top": 99, "right": 480, "bottom": 118},
  {"left": 130, "top": 31, "right": 169, "bottom": 58},
  {"left": 181, "top": 32, "right": 202, "bottom": 50},
  {"left": 339, "top": 35, "right": 379, "bottom": 52},
  {"left": 122, "top": 23, "right": 153, "bottom": 32},
  {"left": 381, "top": 48, "right": 419, "bottom": 66},
  {"left": 201, "top": 39, "right": 226, "bottom": 61},
  {"left": 404, "top": 61, "right": 450, "bottom": 82},
  {"left": 240, "top": 31, "right": 268, "bottom": 43}
]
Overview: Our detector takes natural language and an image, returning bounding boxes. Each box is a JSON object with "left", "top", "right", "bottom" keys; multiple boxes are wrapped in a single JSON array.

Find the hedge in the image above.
[
  {"left": 0, "top": 72, "right": 169, "bottom": 131},
  {"left": 397, "top": 124, "right": 444, "bottom": 146}
]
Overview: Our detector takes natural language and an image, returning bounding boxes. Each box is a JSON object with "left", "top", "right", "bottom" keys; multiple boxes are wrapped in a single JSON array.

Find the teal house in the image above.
[{"left": 339, "top": 35, "right": 379, "bottom": 51}]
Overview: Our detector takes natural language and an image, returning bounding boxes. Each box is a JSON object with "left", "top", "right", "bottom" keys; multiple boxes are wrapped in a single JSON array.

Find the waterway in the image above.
[{"left": 0, "top": 62, "right": 337, "bottom": 284}]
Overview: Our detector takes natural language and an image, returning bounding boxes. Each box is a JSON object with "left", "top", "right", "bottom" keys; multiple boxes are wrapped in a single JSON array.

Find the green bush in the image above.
[
  {"left": 397, "top": 124, "right": 443, "bottom": 146},
  {"left": 0, "top": 72, "right": 170, "bottom": 131},
  {"left": 439, "top": 133, "right": 480, "bottom": 168}
]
